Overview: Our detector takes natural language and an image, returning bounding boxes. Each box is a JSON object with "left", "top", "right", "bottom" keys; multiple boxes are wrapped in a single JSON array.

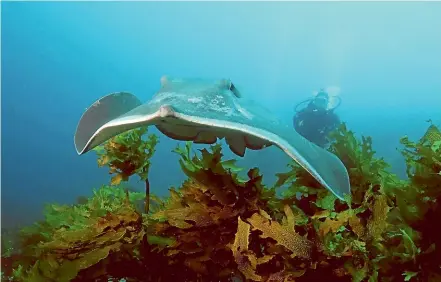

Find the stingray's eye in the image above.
[{"left": 229, "top": 82, "right": 242, "bottom": 98}]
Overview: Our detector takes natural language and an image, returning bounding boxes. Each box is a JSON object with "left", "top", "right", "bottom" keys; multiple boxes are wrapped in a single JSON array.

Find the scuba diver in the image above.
[{"left": 293, "top": 88, "right": 341, "bottom": 148}]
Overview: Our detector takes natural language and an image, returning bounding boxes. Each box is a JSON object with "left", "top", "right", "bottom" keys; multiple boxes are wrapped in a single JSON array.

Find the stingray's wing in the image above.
[
  {"left": 170, "top": 106, "right": 349, "bottom": 200},
  {"left": 74, "top": 92, "right": 156, "bottom": 154}
]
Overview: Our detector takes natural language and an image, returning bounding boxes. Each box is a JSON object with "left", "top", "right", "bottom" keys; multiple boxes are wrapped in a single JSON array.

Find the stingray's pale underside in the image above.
[{"left": 74, "top": 77, "right": 350, "bottom": 200}]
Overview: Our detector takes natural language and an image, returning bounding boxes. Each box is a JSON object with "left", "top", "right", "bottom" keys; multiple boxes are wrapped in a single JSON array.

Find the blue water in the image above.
[{"left": 1, "top": 1, "right": 440, "bottom": 228}]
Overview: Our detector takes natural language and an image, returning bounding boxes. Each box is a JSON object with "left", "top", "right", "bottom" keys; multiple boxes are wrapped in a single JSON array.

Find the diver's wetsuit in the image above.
[{"left": 293, "top": 103, "right": 340, "bottom": 148}]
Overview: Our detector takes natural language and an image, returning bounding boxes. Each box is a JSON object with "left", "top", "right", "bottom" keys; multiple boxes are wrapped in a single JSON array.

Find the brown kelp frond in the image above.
[
  {"left": 388, "top": 123, "right": 441, "bottom": 281},
  {"left": 328, "top": 123, "right": 390, "bottom": 186},
  {"left": 147, "top": 142, "right": 281, "bottom": 280},
  {"left": 400, "top": 124, "right": 441, "bottom": 197},
  {"left": 230, "top": 217, "right": 262, "bottom": 281},
  {"left": 247, "top": 207, "right": 312, "bottom": 259},
  {"left": 387, "top": 125, "right": 441, "bottom": 228},
  {"left": 93, "top": 127, "right": 159, "bottom": 213},
  {"left": 171, "top": 141, "right": 277, "bottom": 213},
  {"left": 229, "top": 207, "right": 312, "bottom": 281},
  {"left": 94, "top": 127, "right": 158, "bottom": 184},
  {"left": 12, "top": 185, "right": 145, "bottom": 282}
]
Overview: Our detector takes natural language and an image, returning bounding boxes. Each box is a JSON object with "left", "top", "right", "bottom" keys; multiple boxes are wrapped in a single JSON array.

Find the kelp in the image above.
[
  {"left": 272, "top": 123, "right": 435, "bottom": 281},
  {"left": 3, "top": 185, "right": 145, "bottom": 282},
  {"left": 2, "top": 123, "right": 441, "bottom": 282},
  {"left": 147, "top": 142, "right": 282, "bottom": 280},
  {"left": 390, "top": 122, "right": 441, "bottom": 281},
  {"left": 93, "top": 126, "right": 159, "bottom": 213}
]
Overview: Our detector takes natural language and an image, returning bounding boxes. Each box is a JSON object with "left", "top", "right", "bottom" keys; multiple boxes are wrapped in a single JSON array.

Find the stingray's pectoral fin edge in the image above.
[
  {"left": 275, "top": 140, "right": 350, "bottom": 201},
  {"left": 77, "top": 114, "right": 161, "bottom": 155},
  {"left": 74, "top": 92, "right": 142, "bottom": 155}
]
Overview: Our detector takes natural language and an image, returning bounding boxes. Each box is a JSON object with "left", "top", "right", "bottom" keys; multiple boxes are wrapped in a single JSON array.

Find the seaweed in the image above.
[
  {"left": 3, "top": 185, "right": 145, "bottom": 282},
  {"left": 147, "top": 142, "right": 280, "bottom": 280},
  {"left": 272, "top": 123, "right": 435, "bottom": 282},
  {"left": 391, "top": 123, "right": 441, "bottom": 281},
  {"left": 93, "top": 126, "right": 159, "bottom": 213},
  {"left": 2, "top": 122, "right": 441, "bottom": 282}
]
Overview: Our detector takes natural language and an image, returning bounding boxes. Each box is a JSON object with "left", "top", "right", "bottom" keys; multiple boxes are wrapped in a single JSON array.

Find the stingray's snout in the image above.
[{"left": 159, "top": 105, "right": 174, "bottom": 118}]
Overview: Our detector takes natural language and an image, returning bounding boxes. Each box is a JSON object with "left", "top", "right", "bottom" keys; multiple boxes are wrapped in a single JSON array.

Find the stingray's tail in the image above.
[{"left": 74, "top": 92, "right": 142, "bottom": 155}]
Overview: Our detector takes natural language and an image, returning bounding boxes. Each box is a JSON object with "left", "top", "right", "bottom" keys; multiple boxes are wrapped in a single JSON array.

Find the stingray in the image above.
[{"left": 74, "top": 76, "right": 350, "bottom": 200}]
